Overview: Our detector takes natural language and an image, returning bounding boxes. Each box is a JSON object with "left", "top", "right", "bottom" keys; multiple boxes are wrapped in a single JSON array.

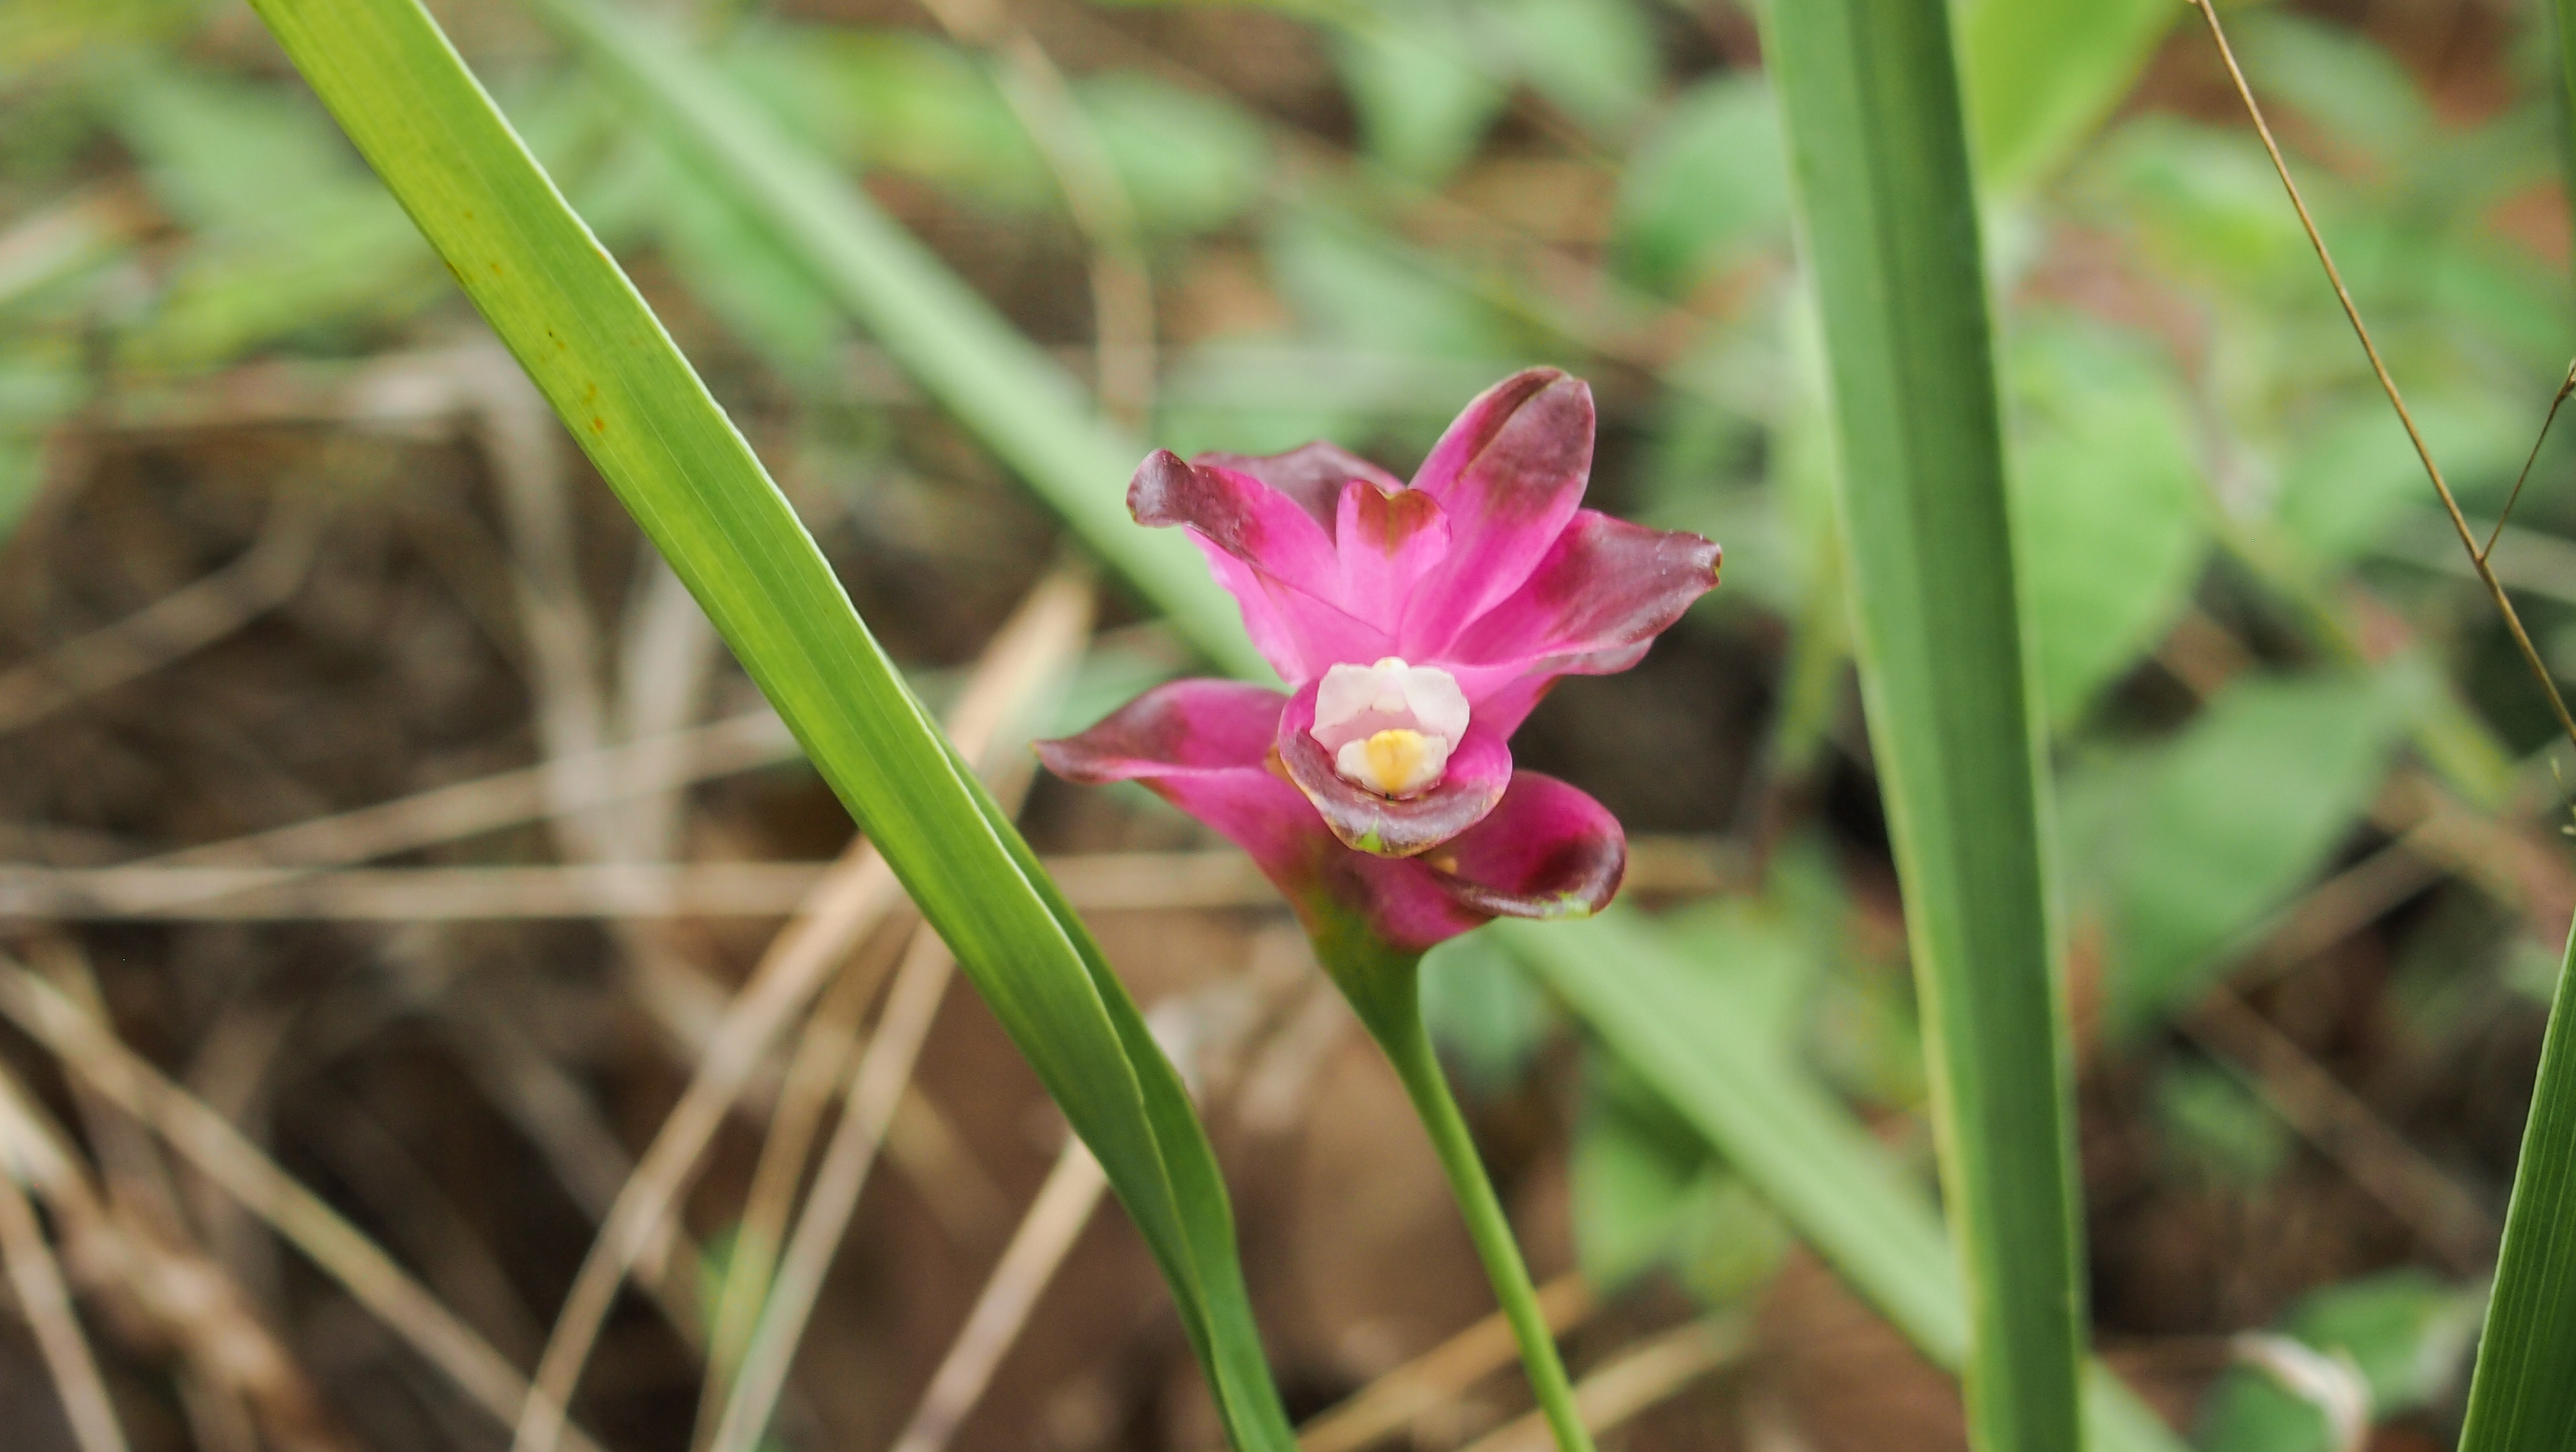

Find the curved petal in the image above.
[
  {"left": 1402, "top": 372, "right": 1598, "bottom": 653},
  {"left": 1194, "top": 441, "right": 1402, "bottom": 537},
  {"left": 1036, "top": 680, "right": 1328, "bottom": 877},
  {"left": 1034, "top": 680, "right": 1485, "bottom": 952},
  {"left": 1315, "top": 852, "right": 1492, "bottom": 954},
  {"left": 1449, "top": 511, "right": 1721, "bottom": 667},
  {"left": 1131, "top": 450, "right": 1388, "bottom": 682},
  {"left": 1420, "top": 771, "right": 1626, "bottom": 920},
  {"left": 1335, "top": 479, "right": 1450, "bottom": 631},
  {"left": 1191, "top": 537, "right": 1393, "bottom": 684},
  {"left": 1130, "top": 449, "right": 1341, "bottom": 598},
  {"left": 1036, "top": 678, "right": 1285, "bottom": 779},
  {"left": 1276, "top": 679, "right": 1510, "bottom": 858}
]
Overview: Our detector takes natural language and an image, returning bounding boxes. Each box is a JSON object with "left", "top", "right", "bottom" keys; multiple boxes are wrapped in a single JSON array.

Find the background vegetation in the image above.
[{"left": 0, "top": 0, "right": 2572, "bottom": 1448}]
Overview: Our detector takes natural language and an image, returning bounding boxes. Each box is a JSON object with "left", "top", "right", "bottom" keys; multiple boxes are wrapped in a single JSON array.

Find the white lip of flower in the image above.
[{"left": 1310, "top": 658, "right": 1469, "bottom": 799}]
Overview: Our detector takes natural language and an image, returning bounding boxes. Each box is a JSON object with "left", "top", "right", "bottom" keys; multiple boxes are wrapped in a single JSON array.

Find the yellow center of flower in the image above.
[{"left": 1346, "top": 728, "right": 1435, "bottom": 798}]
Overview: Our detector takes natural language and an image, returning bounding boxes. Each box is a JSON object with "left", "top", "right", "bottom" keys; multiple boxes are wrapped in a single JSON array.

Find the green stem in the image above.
[{"left": 1316, "top": 925, "right": 1594, "bottom": 1452}]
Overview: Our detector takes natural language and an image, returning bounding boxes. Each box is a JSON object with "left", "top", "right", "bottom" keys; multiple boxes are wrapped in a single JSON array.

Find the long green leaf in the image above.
[
  {"left": 1765, "top": 3, "right": 2086, "bottom": 1449},
  {"left": 236, "top": 2, "right": 1292, "bottom": 1447},
  {"left": 1963, "top": 0, "right": 2176, "bottom": 191},
  {"left": 2455, "top": 915, "right": 2576, "bottom": 1451}
]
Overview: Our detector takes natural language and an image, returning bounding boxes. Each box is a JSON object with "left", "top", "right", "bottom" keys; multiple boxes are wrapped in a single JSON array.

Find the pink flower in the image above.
[{"left": 1038, "top": 369, "right": 1720, "bottom": 953}]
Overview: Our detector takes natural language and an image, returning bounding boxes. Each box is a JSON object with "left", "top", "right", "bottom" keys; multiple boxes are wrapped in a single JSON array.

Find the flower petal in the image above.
[
  {"left": 1036, "top": 679, "right": 1330, "bottom": 876},
  {"left": 1131, "top": 449, "right": 1341, "bottom": 589},
  {"left": 1190, "top": 537, "right": 1393, "bottom": 684},
  {"left": 1276, "top": 679, "right": 1510, "bottom": 858},
  {"left": 1194, "top": 442, "right": 1402, "bottom": 537},
  {"left": 1401, "top": 371, "right": 1597, "bottom": 652},
  {"left": 1034, "top": 680, "right": 1485, "bottom": 952},
  {"left": 1438, "top": 509, "right": 1721, "bottom": 734},
  {"left": 1421, "top": 771, "right": 1627, "bottom": 920},
  {"left": 1036, "top": 678, "right": 1285, "bottom": 778},
  {"left": 1450, "top": 511, "right": 1721, "bottom": 665},
  {"left": 1335, "top": 479, "right": 1450, "bottom": 631},
  {"left": 1316, "top": 852, "right": 1492, "bottom": 954}
]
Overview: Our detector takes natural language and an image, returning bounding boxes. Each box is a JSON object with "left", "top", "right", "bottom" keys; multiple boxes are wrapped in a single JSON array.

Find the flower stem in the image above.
[{"left": 1316, "top": 925, "right": 1594, "bottom": 1452}]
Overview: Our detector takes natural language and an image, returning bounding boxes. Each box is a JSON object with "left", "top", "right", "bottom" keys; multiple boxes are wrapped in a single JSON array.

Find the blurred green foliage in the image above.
[{"left": 8, "top": 0, "right": 2572, "bottom": 1440}]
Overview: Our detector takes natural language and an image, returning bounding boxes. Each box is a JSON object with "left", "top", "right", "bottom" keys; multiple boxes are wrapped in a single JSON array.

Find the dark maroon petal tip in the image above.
[
  {"left": 1420, "top": 771, "right": 1626, "bottom": 920},
  {"left": 1447, "top": 511, "right": 1723, "bottom": 668},
  {"left": 1193, "top": 441, "right": 1402, "bottom": 537}
]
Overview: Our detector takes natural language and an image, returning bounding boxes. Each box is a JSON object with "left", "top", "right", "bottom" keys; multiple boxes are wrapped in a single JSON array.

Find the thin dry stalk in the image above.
[
  {"left": 2184, "top": 0, "right": 2576, "bottom": 753},
  {"left": 0, "top": 838, "right": 1733, "bottom": 921},
  {"left": 2481, "top": 364, "right": 2576, "bottom": 562},
  {"left": 1295, "top": 1276, "right": 1595, "bottom": 1452},
  {"left": 0, "top": 509, "right": 321, "bottom": 736},
  {"left": 437, "top": 994, "right": 713, "bottom": 1341},
  {"left": 1451, "top": 1317, "right": 1748, "bottom": 1452},
  {"left": 2186, "top": 989, "right": 2496, "bottom": 1270},
  {"left": 703, "top": 924, "right": 970, "bottom": 1452},
  {"left": 884, "top": 1135, "right": 1108, "bottom": 1452},
  {"left": 469, "top": 340, "right": 732, "bottom": 1052},
  {"left": 510, "top": 569, "right": 1094, "bottom": 1452},
  {"left": 134, "top": 707, "right": 793, "bottom": 874},
  {"left": 0, "top": 959, "right": 605, "bottom": 1452},
  {"left": 0, "top": 1073, "right": 351, "bottom": 1452},
  {"left": 28, "top": 938, "right": 269, "bottom": 1452},
  {"left": 0, "top": 1133, "right": 134, "bottom": 1452},
  {"left": 693, "top": 928, "right": 893, "bottom": 1446}
]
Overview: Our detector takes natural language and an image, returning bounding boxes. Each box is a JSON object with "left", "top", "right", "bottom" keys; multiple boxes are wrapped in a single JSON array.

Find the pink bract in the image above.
[{"left": 1037, "top": 369, "right": 1719, "bottom": 952}]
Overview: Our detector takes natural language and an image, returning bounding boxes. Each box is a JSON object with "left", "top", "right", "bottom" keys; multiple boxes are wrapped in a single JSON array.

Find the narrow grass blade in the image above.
[
  {"left": 1764, "top": 3, "right": 2087, "bottom": 1449},
  {"left": 2458, "top": 918, "right": 2576, "bottom": 1451},
  {"left": 236, "top": 1, "right": 1292, "bottom": 1446},
  {"left": 1504, "top": 913, "right": 2184, "bottom": 1452}
]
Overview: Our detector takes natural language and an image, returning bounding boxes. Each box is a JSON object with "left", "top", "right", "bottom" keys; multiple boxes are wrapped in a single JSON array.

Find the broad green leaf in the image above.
[
  {"left": 105, "top": 58, "right": 364, "bottom": 236},
  {"left": 2150, "top": 1058, "right": 2289, "bottom": 1186},
  {"left": 2007, "top": 318, "right": 2208, "bottom": 723},
  {"left": 103, "top": 55, "right": 442, "bottom": 367},
  {"left": 2076, "top": 671, "right": 2403, "bottom": 1030},
  {"left": 1078, "top": 75, "right": 1269, "bottom": 236},
  {"left": 1506, "top": 913, "right": 2189, "bottom": 1452},
  {"left": 1420, "top": 931, "right": 1551, "bottom": 1095},
  {"left": 1965, "top": 0, "right": 2175, "bottom": 191},
  {"left": 1572, "top": 1087, "right": 1708, "bottom": 1289},
  {"left": 1767, "top": 2, "right": 2087, "bottom": 1446},
  {"left": 2085, "top": 118, "right": 2315, "bottom": 286},
  {"left": 2274, "top": 392, "right": 2523, "bottom": 566},
  {"left": 1489, "top": 0, "right": 1659, "bottom": 141},
  {"left": 1267, "top": 213, "right": 1522, "bottom": 361},
  {"left": 2222, "top": 10, "right": 2435, "bottom": 169},
  {"left": 1331, "top": 4, "right": 1506, "bottom": 183},
  {"left": 625, "top": 137, "right": 843, "bottom": 376},
  {"left": 2205, "top": 1269, "right": 2481, "bottom": 1452},
  {"left": 1613, "top": 75, "right": 1790, "bottom": 295},
  {"left": 239, "top": 1, "right": 1292, "bottom": 1446}
]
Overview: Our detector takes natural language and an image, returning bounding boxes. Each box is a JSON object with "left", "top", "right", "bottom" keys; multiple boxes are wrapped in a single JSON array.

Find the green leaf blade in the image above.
[
  {"left": 2459, "top": 918, "right": 2576, "bottom": 1452},
  {"left": 1765, "top": 2, "right": 2087, "bottom": 1448},
  {"left": 238, "top": 1, "right": 1290, "bottom": 1445}
]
